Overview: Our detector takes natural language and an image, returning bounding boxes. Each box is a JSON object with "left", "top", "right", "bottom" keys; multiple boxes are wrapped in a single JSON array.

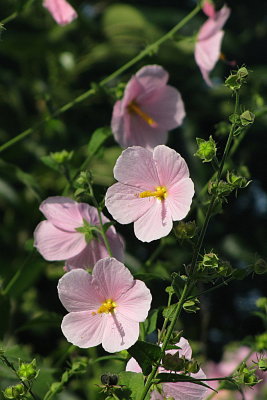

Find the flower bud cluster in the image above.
[
  {"left": 225, "top": 67, "right": 249, "bottom": 91},
  {"left": 233, "top": 362, "right": 260, "bottom": 387},
  {"left": 162, "top": 352, "right": 200, "bottom": 374},
  {"left": 197, "top": 252, "right": 232, "bottom": 281},
  {"left": 3, "top": 384, "right": 25, "bottom": 400}
]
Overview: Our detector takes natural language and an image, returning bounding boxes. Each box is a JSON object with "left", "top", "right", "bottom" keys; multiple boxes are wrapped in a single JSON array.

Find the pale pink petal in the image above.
[
  {"left": 118, "top": 280, "right": 152, "bottom": 322},
  {"left": 113, "top": 147, "right": 160, "bottom": 189},
  {"left": 92, "top": 258, "right": 134, "bottom": 300},
  {"left": 163, "top": 368, "right": 208, "bottom": 400},
  {"left": 134, "top": 200, "right": 173, "bottom": 242},
  {"left": 198, "top": 6, "right": 231, "bottom": 41},
  {"left": 102, "top": 312, "right": 140, "bottom": 352},
  {"left": 203, "top": 1, "right": 216, "bottom": 18},
  {"left": 121, "top": 76, "right": 144, "bottom": 109},
  {"left": 105, "top": 183, "right": 154, "bottom": 224},
  {"left": 170, "top": 337, "right": 193, "bottom": 359},
  {"left": 150, "top": 391, "right": 164, "bottom": 400},
  {"left": 61, "top": 311, "right": 106, "bottom": 348},
  {"left": 195, "top": 30, "right": 224, "bottom": 81},
  {"left": 140, "top": 85, "right": 185, "bottom": 131},
  {"left": 135, "top": 65, "right": 169, "bottom": 97},
  {"left": 58, "top": 269, "right": 101, "bottom": 312},
  {"left": 40, "top": 197, "right": 83, "bottom": 231},
  {"left": 34, "top": 220, "right": 86, "bottom": 261},
  {"left": 166, "top": 179, "right": 194, "bottom": 221},
  {"left": 126, "top": 357, "right": 142, "bottom": 373},
  {"left": 153, "top": 145, "right": 190, "bottom": 188},
  {"left": 43, "top": 0, "right": 77, "bottom": 26}
]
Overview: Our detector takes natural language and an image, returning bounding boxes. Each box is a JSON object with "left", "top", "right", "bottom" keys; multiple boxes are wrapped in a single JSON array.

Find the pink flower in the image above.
[
  {"left": 126, "top": 337, "right": 208, "bottom": 400},
  {"left": 202, "top": 1, "right": 216, "bottom": 18},
  {"left": 43, "top": 0, "right": 77, "bottom": 26},
  {"left": 195, "top": 5, "right": 231, "bottom": 86},
  {"left": 57, "top": 257, "right": 152, "bottom": 352},
  {"left": 34, "top": 196, "right": 124, "bottom": 270},
  {"left": 111, "top": 65, "right": 185, "bottom": 150},
  {"left": 105, "top": 145, "right": 194, "bottom": 242}
]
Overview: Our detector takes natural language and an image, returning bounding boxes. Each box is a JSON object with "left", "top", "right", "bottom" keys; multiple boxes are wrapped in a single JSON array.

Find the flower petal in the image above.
[
  {"left": 198, "top": 6, "right": 230, "bottom": 41},
  {"left": 40, "top": 196, "right": 83, "bottom": 232},
  {"left": 61, "top": 311, "right": 106, "bottom": 348},
  {"left": 163, "top": 369, "right": 208, "bottom": 400},
  {"left": 102, "top": 312, "right": 140, "bottom": 352},
  {"left": 118, "top": 280, "right": 152, "bottom": 322},
  {"left": 126, "top": 357, "right": 142, "bottom": 373},
  {"left": 92, "top": 258, "right": 134, "bottom": 300},
  {"left": 153, "top": 145, "right": 191, "bottom": 188},
  {"left": 34, "top": 220, "right": 86, "bottom": 261},
  {"left": 134, "top": 200, "right": 172, "bottom": 242},
  {"left": 136, "top": 65, "right": 169, "bottom": 96},
  {"left": 43, "top": 0, "right": 77, "bottom": 26},
  {"left": 105, "top": 182, "right": 153, "bottom": 224},
  {"left": 58, "top": 269, "right": 101, "bottom": 312},
  {"left": 113, "top": 146, "right": 160, "bottom": 189},
  {"left": 166, "top": 179, "right": 194, "bottom": 221}
]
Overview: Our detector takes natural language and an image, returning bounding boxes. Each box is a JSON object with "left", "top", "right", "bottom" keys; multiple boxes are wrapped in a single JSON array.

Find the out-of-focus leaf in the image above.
[
  {"left": 16, "top": 312, "right": 61, "bottom": 332},
  {"left": 87, "top": 126, "right": 112, "bottom": 160},
  {"left": 118, "top": 372, "right": 146, "bottom": 400},
  {"left": 142, "top": 309, "right": 159, "bottom": 336}
]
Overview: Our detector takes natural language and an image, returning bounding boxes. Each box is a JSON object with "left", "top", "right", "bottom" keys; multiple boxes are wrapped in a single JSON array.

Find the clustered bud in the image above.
[
  {"left": 175, "top": 221, "right": 197, "bottom": 240},
  {"left": 162, "top": 352, "right": 200, "bottom": 374},
  {"left": 225, "top": 66, "right": 249, "bottom": 91},
  {"left": 194, "top": 136, "right": 217, "bottom": 163},
  {"left": 3, "top": 384, "right": 25, "bottom": 400},
  {"left": 233, "top": 363, "right": 259, "bottom": 387},
  {"left": 197, "top": 252, "right": 232, "bottom": 280}
]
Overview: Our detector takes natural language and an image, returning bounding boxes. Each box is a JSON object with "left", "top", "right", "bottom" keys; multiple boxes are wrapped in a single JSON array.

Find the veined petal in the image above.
[
  {"left": 92, "top": 258, "right": 134, "bottom": 300},
  {"left": 195, "top": 30, "right": 224, "bottom": 73},
  {"left": 166, "top": 179, "right": 194, "bottom": 221},
  {"left": 102, "top": 312, "right": 139, "bottom": 352},
  {"left": 117, "top": 280, "right": 152, "bottom": 322},
  {"left": 105, "top": 182, "right": 153, "bottom": 224},
  {"left": 126, "top": 357, "right": 142, "bottom": 373},
  {"left": 113, "top": 146, "right": 160, "bottom": 189},
  {"left": 61, "top": 311, "right": 106, "bottom": 348},
  {"left": 58, "top": 269, "right": 101, "bottom": 312},
  {"left": 198, "top": 6, "right": 230, "bottom": 41},
  {"left": 136, "top": 65, "right": 169, "bottom": 96},
  {"left": 134, "top": 200, "right": 172, "bottom": 242},
  {"left": 34, "top": 220, "right": 86, "bottom": 261},
  {"left": 163, "top": 368, "right": 208, "bottom": 400},
  {"left": 43, "top": 0, "right": 77, "bottom": 26},
  {"left": 153, "top": 145, "right": 190, "bottom": 188},
  {"left": 40, "top": 196, "right": 83, "bottom": 232}
]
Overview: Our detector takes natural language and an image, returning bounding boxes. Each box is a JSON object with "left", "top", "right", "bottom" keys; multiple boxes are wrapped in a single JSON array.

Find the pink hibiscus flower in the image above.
[
  {"left": 126, "top": 337, "right": 208, "bottom": 400},
  {"left": 111, "top": 65, "right": 185, "bottom": 150},
  {"left": 105, "top": 145, "right": 194, "bottom": 242},
  {"left": 43, "top": 0, "right": 77, "bottom": 26},
  {"left": 57, "top": 257, "right": 152, "bottom": 352},
  {"left": 195, "top": 4, "right": 231, "bottom": 86},
  {"left": 34, "top": 196, "right": 124, "bottom": 270}
]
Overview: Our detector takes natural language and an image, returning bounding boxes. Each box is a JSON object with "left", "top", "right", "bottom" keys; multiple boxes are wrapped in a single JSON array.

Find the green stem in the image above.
[
  {"left": 0, "top": 12, "right": 18, "bottom": 25},
  {"left": 145, "top": 238, "right": 166, "bottom": 267},
  {"left": 0, "top": 2, "right": 203, "bottom": 154}
]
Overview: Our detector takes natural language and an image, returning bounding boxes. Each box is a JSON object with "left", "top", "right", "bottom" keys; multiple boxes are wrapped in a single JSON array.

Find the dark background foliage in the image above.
[{"left": 0, "top": 0, "right": 266, "bottom": 398}]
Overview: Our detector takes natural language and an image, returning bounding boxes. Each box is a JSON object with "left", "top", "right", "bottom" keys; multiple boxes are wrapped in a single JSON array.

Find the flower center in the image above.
[
  {"left": 127, "top": 101, "right": 158, "bottom": 127},
  {"left": 139, "top": 186, "right": 167, "bottom": 201},
  {"left": 92, "top": 299, "right": 117, "bottom": 315}
]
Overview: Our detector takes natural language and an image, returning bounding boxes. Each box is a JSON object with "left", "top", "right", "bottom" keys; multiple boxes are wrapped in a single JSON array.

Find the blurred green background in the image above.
[{"left": 0, "top": 0, "right": 266, "bottom": 398}]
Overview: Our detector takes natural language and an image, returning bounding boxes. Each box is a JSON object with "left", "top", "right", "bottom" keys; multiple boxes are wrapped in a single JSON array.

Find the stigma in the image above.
[
  {"left": 92, "top": 299, "right": 117, "bottom": 315},
  {"left": 139, "top": 186, "right": 167, "bottom": 201},
  {"left": 128, "top": 101, "right": 158, "bottom": 127}
]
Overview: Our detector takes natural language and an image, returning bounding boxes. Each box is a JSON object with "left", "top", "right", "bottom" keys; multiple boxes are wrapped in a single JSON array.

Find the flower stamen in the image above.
[
  {"left": 128, "top": 101, "right": 158, "bottom": 127},
  {"left": 139, "top": 186, "right": 167, "bottom": 201},
  {"left": 92, "top": 299, "right": 117, "bottom": 315}
]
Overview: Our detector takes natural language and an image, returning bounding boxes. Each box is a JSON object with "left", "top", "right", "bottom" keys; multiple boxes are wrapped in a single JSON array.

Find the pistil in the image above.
[
  {"left": 128, "top": 101, "right": 158, "bottom": 127},
  {"left": 139, "top": 186, "right": 167, "bottom": 201}
]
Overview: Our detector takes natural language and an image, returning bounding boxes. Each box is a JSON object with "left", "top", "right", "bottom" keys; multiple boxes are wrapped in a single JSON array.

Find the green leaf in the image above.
[
  {"left": 87, "top": 127, "right": 112, "bottom": 160},
  {"left": 118, "top": 371, "right": 146, "bottom": 400},
  {"left": 127, "top": 341, "right": 162, "bottom": 376},
  {"left": 162, "top": 303, "right": 177, "bottom": 321},
  {"left": 142, "top": 309, "right": 159, "bottom": 336},
  {"left": 16, "top": 312, "right": 61, "bottom": 333},
  {"left": 155, "top": 373, "right": 216, "bottom": 391},
  {"left": 102, "top": 221, "right": 115, "bottom": 233}
]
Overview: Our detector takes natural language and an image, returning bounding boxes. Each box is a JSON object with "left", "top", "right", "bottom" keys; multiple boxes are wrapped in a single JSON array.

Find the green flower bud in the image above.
[
  {"left": 18, "top": 359, "right": 38, "bottom": 381},
  {"left": 195, "top": 136, "right": 217, "bottom": 163},
  {"left": 185, "top": 359, "right": 200, "bottom": 374},
  {"left": 50, "top": 150, "right": 73, "bottom": 164},
  {"left": 258, "top": 358, "right": 267, "bottom": 371},
  {"left": 254, "top": 258, "right": 267, "bottom": 275},
  {"left": 202, "top": 252, "right": 219, "bottom": 269},
  {"left": 162, "top": 353, "right": 185, "bottom": 371},
  {"left": 234, "top": 363, "right": 259, "bottom": 387},
  {"left": 225, "top": 67, "right": 249, "bottom": 91},
  {"left": 226, "top": 171, "right": 250, "bottom": 189},
  {"left": 229, "top": 113, "right": 241, "bottom": 125},
  {"left": 3, "top": 384, "right": 25, "bottom": 399},
  {"left": 240, "top": 110, "right": 255, "bottom": 126},
  {"left": 183, "top": 298, "right": 200, "bottom": 313},
  {"left": 237, "top": 67, "right": 249, "bottom": 80},
  {"left": 175, "top": 221, "right": 197, "bottom": 240}
]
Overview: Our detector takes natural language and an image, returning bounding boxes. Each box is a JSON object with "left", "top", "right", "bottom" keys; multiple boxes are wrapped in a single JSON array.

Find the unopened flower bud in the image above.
[
  {"left": 258, "top": 358, "right": 267, "bottom": 371},
  {"left": 237, "top": 67, "right": 249, "bottom": 80},
  {"left": 162, "top": 353, "right": 185, "bottom": 371},
  {"left": 50, "top": 150, "right": 73, "bottom": 164},
  {"left": 183, "top": 298, "right": 200, "bottom": 313},
  {"left": 101, "top": 373, "right": 119, "bottom": 386},
  {"left": 175, "top": 221, "right": 197, "bottom": 240},
  {"left": 3, "top": 384, "right": 25, "bottom": 399},
  {"left": 225, "top": 67, "right": 248, "bottom": 91},
  {"left": 254, "top": 258, "right": 267, "bottom": 275},
  {"left": 18, "top": 359, "right": 38, "bottom": 381},
  {"left": 185, "top": 359, "right": 200, "bottom": 374},
  {"left": 226, "top": 171, "right": 250, "bottom": 189},
  {"left": 195, "top": 136, "right": 217, "bottom": 163},
  {"left": 202, "top": 253, "right": 219, "bottom": 269},
  {"left": 240, "top": 110, "right": 255, "bottom": 126},
  {"left": 234, "top": 363, "right": 259, "bottom": 387}
]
